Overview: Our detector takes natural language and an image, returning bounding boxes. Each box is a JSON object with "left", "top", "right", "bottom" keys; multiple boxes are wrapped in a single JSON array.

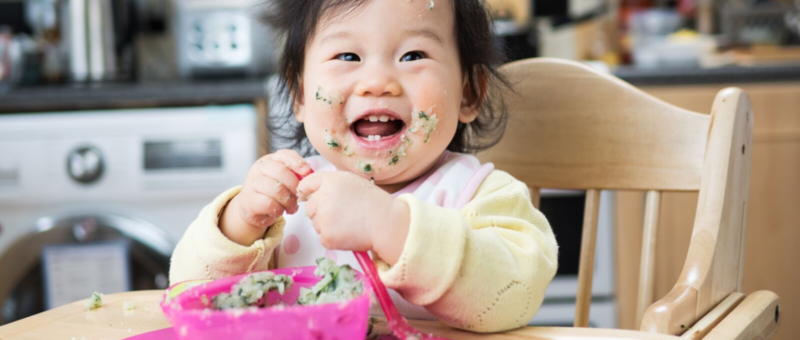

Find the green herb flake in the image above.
[
  {"left": 389, "top": 155, "right": 399, "bottom": 165},
  {"left": 418, "top": 111, "right": 429, "bottom": 120},
  {"left": 356, "top": 161, "right": 373, "bottom": 173},
  {"left": 327, "top": 140, "right": 340, "bottom": 148}
]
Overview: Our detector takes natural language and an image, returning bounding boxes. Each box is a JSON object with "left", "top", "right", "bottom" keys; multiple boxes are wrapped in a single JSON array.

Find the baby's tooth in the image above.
[
  {"left": 379, "top": 115, "right": 389, "bottom": 122},
  {"left": 375, "top": 135, "right": 382, "bottom": 141},
  {"left": 369, "top": 115, "right": 378, "bottom": 122},
  {"left": 367, "top": 135, "right": 373, "bottom": 141}
]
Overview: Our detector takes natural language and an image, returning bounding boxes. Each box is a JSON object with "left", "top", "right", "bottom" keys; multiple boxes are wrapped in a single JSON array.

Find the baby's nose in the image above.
[{"left": 354, "top": 74, "right": 402, "bottom": 97}]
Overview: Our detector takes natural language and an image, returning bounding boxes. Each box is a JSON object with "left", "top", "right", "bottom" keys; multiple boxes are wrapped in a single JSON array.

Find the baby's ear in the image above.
[
  {"left": 459, "top": 66, "right": 488, "bottom": 123},
  {"left": 293, "top": 81, "right": 306, "bottom": 123}
]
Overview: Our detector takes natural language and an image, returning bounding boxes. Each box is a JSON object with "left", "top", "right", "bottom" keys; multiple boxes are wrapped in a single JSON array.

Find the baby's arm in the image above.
[
  {"left": 169, "top": 186, "right": 286, "bottom": 284},
  {"left": 376, "top": 170, "right": 558, "bottom": 333},
  {"left": 169, "top": 150, "right": 311, "bottom": 284}
]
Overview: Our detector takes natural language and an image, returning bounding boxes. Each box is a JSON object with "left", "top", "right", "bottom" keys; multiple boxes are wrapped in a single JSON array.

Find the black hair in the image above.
[{"left": 260, "top": 0, "right": 509, "bottom": 156}]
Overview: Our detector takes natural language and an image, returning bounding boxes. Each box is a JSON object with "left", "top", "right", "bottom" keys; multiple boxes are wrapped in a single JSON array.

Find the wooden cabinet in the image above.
[{"left": 614, "top": 82, "right": 800, "bottom": 340}]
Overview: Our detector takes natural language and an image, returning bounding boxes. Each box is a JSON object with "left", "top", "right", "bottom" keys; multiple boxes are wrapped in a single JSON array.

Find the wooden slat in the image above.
[
  {"left": 640, "top": 88, "right": 754, "bottom": 335},
  {"left": 704, "top": 291, "right": 780, "bottom": 340},
  {"left": 680, "top": 292, "right": 745, "bottom": 339},
  {"left": 575, "top": 189, "right": 601, "bottom": 327},
  {"left": 636, "top": 190, "right": 662, "bottom": 328},
  {"left": 530, "top": 187, "right": 541, "bottom": 209},
  {"left": 479, "top": 58, "right": 709, "bottom": 191}
]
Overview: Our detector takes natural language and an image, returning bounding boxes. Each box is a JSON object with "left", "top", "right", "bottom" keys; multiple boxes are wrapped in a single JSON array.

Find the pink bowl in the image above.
[{"left": 160, "top": 266, "right": 373, "bottom": 340}]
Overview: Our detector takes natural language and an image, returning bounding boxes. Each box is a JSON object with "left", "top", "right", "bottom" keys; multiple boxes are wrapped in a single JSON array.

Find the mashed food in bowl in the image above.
[{"left": 211, "top": 257, "right": 364, "bottom": 310}]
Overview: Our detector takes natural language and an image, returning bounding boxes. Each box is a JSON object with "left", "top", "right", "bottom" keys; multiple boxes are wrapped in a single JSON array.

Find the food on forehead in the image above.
[
  {"left": 297, "top": 257, "right": 365, "bottom": 306},
  {"left": 122, "top": 301, "right": 135, "bottom": 311},
  {"left": 211, "top": 272, "right": 294, "bottom": 310}
]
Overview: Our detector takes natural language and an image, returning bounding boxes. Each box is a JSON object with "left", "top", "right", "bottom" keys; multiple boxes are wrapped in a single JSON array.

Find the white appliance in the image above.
[
  {"left": 0, "top": 105, "right": 256, "bottom": 324},
  {"left": 528, "top": 190, "right": 617, "bottom": 328}
]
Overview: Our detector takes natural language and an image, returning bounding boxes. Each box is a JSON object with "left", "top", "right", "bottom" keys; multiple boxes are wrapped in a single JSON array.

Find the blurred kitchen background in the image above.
[{"left": 0, "top": 0, "right": 798, "bottom": 339}]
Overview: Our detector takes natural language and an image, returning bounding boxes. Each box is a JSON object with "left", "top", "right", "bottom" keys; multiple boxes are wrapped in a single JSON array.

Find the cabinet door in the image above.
[{"left": 615, "top": 83, "right": 800, "bottom": 340}]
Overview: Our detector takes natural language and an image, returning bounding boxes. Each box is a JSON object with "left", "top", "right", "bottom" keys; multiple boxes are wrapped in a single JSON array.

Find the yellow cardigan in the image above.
[{"left": 169, "top": 170, "right": 558, "bottom": 333}]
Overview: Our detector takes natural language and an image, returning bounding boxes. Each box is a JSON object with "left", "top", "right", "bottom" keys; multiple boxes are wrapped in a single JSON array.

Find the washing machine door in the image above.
[{"left": 0, "top": 213, "right": 174, "bottom": 325}]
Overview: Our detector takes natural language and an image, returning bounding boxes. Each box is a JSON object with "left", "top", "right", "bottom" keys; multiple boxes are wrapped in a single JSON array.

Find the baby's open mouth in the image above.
[{"left": 352, "top": 114, "right": 405, "bottom": 141}]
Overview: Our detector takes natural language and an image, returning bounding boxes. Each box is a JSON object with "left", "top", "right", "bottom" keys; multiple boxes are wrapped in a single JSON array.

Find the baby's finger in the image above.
[
  {"left": 251, "top": 176, "right": 299, "bottom": 215},
  {"left": 269, "top": 149, "right": 313, "bottom": 177},
  {"left": 237, "top": 192, "right": 280, "bottom": 228},
  {"left": 256, "top": 158, "right": 300, "bottom": 195},
  {"left": 296, "top": 172, "right": 325, "bottom": 202}
]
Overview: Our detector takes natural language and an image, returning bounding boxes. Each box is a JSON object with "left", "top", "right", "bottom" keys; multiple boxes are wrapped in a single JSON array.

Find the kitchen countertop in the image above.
[
  {"left": 0, "top": 78, "right": 268, "bottom": 114},
  {"left": 0, "top": 291, "right": 679, "bottom": 340},
  {"left": 3, "top": 64, "right": 799, "bottom": 114},
  {"left": 613, "top": 64, "right": 800, "bottom": 86}
]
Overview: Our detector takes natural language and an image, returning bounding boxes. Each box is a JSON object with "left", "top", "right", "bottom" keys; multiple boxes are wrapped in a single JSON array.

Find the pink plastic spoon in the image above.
[{"left": 354, "top": 253, "right": 450, "bottom": 340}]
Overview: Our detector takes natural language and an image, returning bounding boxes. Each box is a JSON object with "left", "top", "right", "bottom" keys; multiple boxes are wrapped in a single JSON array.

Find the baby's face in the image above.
[{"left": 295, "top": 0, "right": 477, "bottom": 190}]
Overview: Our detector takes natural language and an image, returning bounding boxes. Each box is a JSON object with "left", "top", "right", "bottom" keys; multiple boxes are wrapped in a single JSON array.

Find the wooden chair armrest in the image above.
[{"left": 703, "top": 291, "right": 781, "bottom": 340}]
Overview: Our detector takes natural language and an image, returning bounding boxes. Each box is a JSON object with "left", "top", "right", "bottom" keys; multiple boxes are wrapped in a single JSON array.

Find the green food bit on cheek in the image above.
[
  {"left": 418, "top": 111, "right": 429, "bottom": 120},
  {"left": 325, "top": 130, "right": 340, "bottom": 149},
  {"left": 342, "top": 145, "right": 354, "bottom": 156},
  {"left": 389, "top": 155, "right": 399, "bottom": 165},
  {"left": 356, "top": 161, "right": 373, "bottom": 173}
]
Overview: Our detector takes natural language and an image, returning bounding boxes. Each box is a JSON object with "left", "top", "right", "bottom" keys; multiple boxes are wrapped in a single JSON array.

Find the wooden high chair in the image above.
[{"left": 474, "top": 58, "right": 780, "bottom": 339}]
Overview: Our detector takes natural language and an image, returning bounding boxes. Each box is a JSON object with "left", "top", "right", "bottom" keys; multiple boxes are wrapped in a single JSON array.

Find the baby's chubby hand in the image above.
[
  {"left": 219, "top": 149, "right": 313, "bottom": 246},
  {"left": 297, "top": 172, "right": 410, "bottom": 264}
]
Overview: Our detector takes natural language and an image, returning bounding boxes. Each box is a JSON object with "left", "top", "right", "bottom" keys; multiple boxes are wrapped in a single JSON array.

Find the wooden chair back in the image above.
[{"left": 478, "top": 58, "right": 753, "bottom": 336}]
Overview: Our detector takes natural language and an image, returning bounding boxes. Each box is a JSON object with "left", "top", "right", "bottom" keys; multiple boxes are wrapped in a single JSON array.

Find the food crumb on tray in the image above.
[{"left": 86, "top": 292, "right": 103, "bottom": 310}]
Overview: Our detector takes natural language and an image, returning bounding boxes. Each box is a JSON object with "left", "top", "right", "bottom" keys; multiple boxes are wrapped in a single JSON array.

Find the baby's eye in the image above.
[
  {"left": 334, "top": 53, "right": 361, "bottom": 62},
  {"left": 400, "top": 51, "right": 426, "bottom": 62}
]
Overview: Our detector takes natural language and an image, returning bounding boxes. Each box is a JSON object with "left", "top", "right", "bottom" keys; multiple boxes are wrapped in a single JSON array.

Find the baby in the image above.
[{"left": 170, "top": 0, "right": 558, "bottom": 332}]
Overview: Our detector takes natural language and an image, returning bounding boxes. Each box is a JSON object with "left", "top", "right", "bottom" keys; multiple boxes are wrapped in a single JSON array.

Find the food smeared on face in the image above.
[
  {"left": 408, "top": 110, "right": 439, "bottom": 143},
  {"left": 324, "top": 130, "right": 340, "bottom": 149},
  {"left": 342, "top": 145, "right": 355, "bottom": 156},
  {"left": 356, "top": 161, "right": 373, "bottom": 174},
  {"left": 314, "top": 86, "right": 344, "bottom": 107}
]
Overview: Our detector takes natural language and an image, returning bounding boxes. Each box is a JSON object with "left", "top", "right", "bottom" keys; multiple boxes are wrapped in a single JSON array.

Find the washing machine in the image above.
[{"left": 0, "top": 105, "right": 257, "bottom": 324}]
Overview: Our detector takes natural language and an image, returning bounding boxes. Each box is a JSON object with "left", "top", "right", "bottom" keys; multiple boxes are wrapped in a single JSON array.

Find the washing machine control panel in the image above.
[{"left": 67, "top": 146, "right": 104, "bottom": 184}]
